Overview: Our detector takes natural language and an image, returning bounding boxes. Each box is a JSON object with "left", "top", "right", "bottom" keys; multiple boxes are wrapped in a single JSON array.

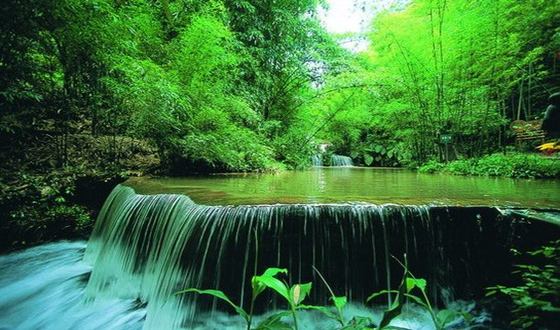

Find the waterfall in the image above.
[
  {"left": 311, "top": 154, "right": 323, "bottom": 167},
  {"left": 0, "top": 242, "right": 146, "bottom": 329},
  {"left": 78, "top": 185, "right": 539, "bottom": 329},
  {"left": 330, "top": 155, "right": 353, "bottom": 167}
]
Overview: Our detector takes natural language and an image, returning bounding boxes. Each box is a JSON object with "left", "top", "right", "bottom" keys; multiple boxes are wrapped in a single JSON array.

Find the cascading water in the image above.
[
  {"left": 330, "top": 155, "right": 353, "bottom": 167},
  {"left": 311, "top": 154, "right": 323, "bottom": 167},
  {"left": 0, "top": 242, "right": 146, "bottom": 329},
  {"left": 2, "top": 185, "right": 558, "bottom": 329}
]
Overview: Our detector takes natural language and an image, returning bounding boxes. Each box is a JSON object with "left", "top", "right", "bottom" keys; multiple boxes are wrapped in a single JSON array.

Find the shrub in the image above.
[
  {"left": 0, "top": 170, "right": 94, "bottom": 250},
  {"left": 419, "top": 153, "right": 560, "bottom": 179},
  {"left": 486, "top": 240, "right": 560, "bottom": 329},
  {"left": 418, "top": 160, "right": 446, "bottom": 173}
]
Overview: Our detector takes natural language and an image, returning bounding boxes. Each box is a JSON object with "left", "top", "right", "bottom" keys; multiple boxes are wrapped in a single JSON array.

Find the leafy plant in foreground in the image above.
[
  {"left": 486, "top": 240, "right": 560, "bottom": 329},
  {"left": 367, "top": 257, "right": 472, "bottom": 330},
  {"left": 177, "top": 258, "right": 472, "bottom": 330},
  {"left": 177, "top": 267, "right": 312, "bottom": 330},
  {"left": 306, "top": 265, "right": 381, "bottom": 329}
]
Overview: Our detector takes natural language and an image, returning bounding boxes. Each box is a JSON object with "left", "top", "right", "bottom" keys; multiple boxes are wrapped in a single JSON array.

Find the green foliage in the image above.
[
  {"left": 486, "top": 240, "right": 560, "bottom": 329},
  {"left": 272, "top": 124, "right": 316, "bottom": 170},
  {"left": 351, "top": 139, "right": 401, "bottom": 167},
  {"left": 0, "top": 0, "right": 331, "bottom": 174},
  {"left": 300, "top": 0, "right": 560, "bottom": 165},
  {"left": 3, "top": 0, "right": 558, "bottom": 173},
  {"left": 179, "top": 262, "right": 471, "bottom": 330},
  {"left": 417, "top": 160, "right": 445, "bottom": 174},
  {"left": 419, "top": 153, "right": 560, "bottom": 178},
  {"left": 178, "top": 267, "right": 307, "bottom": 330},
  {"left": 367, "top": 258, "right": 471, "bottom": 330},
  {"left": 0, "top": 170, "right": 94, "bottom": 250},
  {"left": 178, "top": 288, "right": 250, "bottom": 322}
]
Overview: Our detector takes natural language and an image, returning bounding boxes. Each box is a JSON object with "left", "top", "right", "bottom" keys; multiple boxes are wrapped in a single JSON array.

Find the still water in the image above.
[{"left": 126, "top": 167, "right": 560, "bottom": 208}]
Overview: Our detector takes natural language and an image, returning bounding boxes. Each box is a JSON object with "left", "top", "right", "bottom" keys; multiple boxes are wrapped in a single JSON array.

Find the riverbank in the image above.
[
  {"left": 0, "top": 134, "right": 159, "bottom": 252},
  {"left": 0, "top": 168, "right": 125, "bottom": 252},
  {"left": 419, "top": 153, "right": 560, "bottom": 179},
  {"left": 3, "top": 149, "right": 560, "bottom": 252}
]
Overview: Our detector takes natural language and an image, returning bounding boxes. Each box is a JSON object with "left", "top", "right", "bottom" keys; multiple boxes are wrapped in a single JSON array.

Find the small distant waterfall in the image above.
[
  {"left": 311, "top": 154, "right": 323, "bottom": 166},
  {"left": 75, "top": 185, "right": 553, "bottom": 329},
  {"left": 330, "top": 154, "right": 353, "bottom": 167}
]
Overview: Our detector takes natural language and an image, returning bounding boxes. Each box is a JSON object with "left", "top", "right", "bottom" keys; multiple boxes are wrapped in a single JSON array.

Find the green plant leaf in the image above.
[
  {"left": 366, "top": 289, "right": 399, "bottom": 303},
  {"left": 290, "top": 282, "right": 312, "bottom": 305},
  {"left": 436, "top": 309, "right": 459, "bottom": 327},
  {"left": 341, "top": 316, "right": 375, "bottom": 329},
  {"left": 262, "top": 268, "right": 288, "bottom": 277},
  {"left": 461, "top": 311, "right": 474, "bottom": 323},
  {"left": 402, "top": 293, "right": 428, "bottom": 308},
  {"left": 406, "top": 277, "right": 427, "bottom": 293},
  {"left": 299, "top": 304, "right": 338, "bottom": 319},
  {"left": 255, "top": 311, "right": 292, "bottom": 330},
  {"left": 253, "top": 274, "right": 290, "bottom": 302},
  {"left": 176, "top": 288, "right": 249, "bottom": 321},
  {"left": 252, "top": 268, "right": 287, "bottom": 298},
  {"left": 378, "top": 275, "right": 407, "bottom": 328},
  {"left": 333, "top": 296, "right": 347, "bottom": 311},
  {"left": 364, "top": 154, "right": 374, "bottom": 166}
]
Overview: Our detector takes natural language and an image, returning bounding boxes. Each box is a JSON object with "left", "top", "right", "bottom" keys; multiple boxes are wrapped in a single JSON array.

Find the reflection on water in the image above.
[
  {"left": 126, "top": 167, "right": 560, "bottom": 208},
  {"left": 317, "top": 167, "right": 326, "bottom": 193}
]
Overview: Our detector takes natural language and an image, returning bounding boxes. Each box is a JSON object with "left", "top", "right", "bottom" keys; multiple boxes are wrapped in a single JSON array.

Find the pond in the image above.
[{"left": 126, "top": 167, "right": 560, "bottom": 208}]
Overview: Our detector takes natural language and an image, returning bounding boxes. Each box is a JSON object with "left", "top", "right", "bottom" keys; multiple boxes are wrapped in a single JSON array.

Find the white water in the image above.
[
  {"left": 330, "top": 155, "right": 353, "bottom": 167},
  {"left": 0, "top": 242, "right": 146, "bottom": 330},
  {"left": 311, "top": 155, "right": 323, "bottom": 167},
  {"left": 83, "top": 186, "right": 442, "bottom": 328},
  {"left": 0, "top": 186, "right": 501, "bottom": 329},
  {"left": 0, "top": 241, "right": 486, "bottom": 329}
]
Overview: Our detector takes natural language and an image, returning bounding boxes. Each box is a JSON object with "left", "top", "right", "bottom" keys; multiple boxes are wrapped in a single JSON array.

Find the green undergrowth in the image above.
[
  {"left": 419, "top": 153, "right": 560, "bottom": 179},
  {"left": 486, "top": 240, "right": 560, "bottom": 329},
  {"left": 178, "top": 257, "right": 472, "bottom": 330},
  {"left": 1, "top": 170, "right": 88, "bottom": 250},
  {"left": 0, "top": 168, "right": 125, "bottom": 251},
  {"left": 0, "top": 132, "right": 161, "bottom": 251}
]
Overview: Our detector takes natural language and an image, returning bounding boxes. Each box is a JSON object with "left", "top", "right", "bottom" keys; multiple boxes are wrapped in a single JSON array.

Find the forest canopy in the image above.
[{"left": 1, "top": 0, "right": 559, "bottom": 173}]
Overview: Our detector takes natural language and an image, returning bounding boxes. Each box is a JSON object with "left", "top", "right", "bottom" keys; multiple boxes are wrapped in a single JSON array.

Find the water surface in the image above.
[{"left": 126, "top": 167, "right": 560, "bottom": 208}]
